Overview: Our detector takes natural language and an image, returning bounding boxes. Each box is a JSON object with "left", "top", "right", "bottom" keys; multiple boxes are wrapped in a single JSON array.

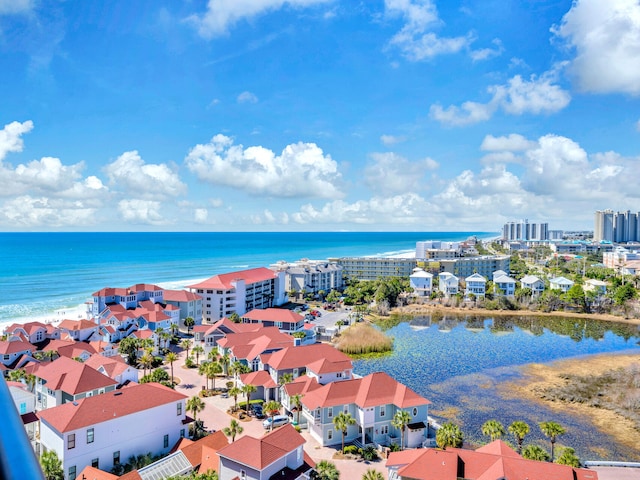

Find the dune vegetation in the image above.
[{"left": 334, "top": 322, "right": 393, "bottom": 356}]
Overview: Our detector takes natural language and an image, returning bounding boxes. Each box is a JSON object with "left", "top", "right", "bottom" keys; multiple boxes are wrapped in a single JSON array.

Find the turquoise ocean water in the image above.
[{"left": 0, "top": 231, "right": 490, "bottom": 325}]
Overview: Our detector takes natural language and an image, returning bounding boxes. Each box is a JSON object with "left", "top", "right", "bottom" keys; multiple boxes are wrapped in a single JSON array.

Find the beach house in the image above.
[
  {"left": 438, "top": 272, "right": 459, "bottom": 297},
  {"left": 409, "top": 268, "right": 433, "bottom": 297},
  {"left": 464, "top": 273, "right": 486, "bottom": 298},
  {"left": 520, "top": 275, "right": 545, "bottom": 297}
]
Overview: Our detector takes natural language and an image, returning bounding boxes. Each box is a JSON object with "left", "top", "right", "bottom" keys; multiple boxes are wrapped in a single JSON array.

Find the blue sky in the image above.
[{"left": 1, "top": 0, "right": 640, "bottom": 232}]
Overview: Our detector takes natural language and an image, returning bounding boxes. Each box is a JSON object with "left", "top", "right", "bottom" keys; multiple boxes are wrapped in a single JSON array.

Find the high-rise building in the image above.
[
  {"left": 594, "top": 209, "right": 640, "bottom": 243},
  {"left": 501, "top": 219, "right": 549, "bottom": 241}
]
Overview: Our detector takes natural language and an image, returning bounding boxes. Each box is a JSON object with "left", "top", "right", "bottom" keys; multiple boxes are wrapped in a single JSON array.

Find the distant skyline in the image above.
[{"left": 1, "top": 0, "right": 639, "bottom": 232}]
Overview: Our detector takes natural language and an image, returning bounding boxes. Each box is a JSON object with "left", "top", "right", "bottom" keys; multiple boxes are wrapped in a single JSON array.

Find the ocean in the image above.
[{"left": 0, "top": 231, "right": 492, "bottom": 327}]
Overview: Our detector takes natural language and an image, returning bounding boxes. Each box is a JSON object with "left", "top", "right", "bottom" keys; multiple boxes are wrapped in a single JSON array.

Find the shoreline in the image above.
[
  {"left": 499, "top": 352, "right": 640, "bottom": 458},
  {"left": 391, "top": 304, "right": 640, "bottom": 326}
]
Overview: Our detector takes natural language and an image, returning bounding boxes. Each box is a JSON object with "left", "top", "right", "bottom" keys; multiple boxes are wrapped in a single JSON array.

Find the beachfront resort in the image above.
[{"left": 3, "top": 225, "right": 640, "bottom": 480}]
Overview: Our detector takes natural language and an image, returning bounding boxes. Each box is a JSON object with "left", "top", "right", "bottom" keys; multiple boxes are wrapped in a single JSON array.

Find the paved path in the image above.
[{"left": 166, "top": 342, "right": 387, "bottom": 479}]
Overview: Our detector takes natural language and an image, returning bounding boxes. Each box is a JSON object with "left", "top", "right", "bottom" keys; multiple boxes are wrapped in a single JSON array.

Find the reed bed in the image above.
[{"left": 335, "top": 322, "right": 393, "bottom": 355}]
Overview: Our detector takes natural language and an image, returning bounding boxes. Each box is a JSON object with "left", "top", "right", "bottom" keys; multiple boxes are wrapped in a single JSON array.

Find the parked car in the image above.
[
  {"left": 263, "top": 414, "right": 289, "bottom": 429},
  {"left": 252, "top": 404, "right": 265, "bottom": 419}
]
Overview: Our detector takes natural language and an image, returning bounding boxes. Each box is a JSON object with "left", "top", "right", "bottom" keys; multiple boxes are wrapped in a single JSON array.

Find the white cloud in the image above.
[
  {"left": 481, "top": 134, "right": 538, "bottom": 152},
  {"left": 430, "top": 70, "right": 570, "bottom": 126},
  {"left": 380, "top": 134, "right": 407, "bottom": 145},
  {"left": 118, "top": 199, "right": 166, "bottom": 225},
  {"left": 104, "top": 151, "right": 186, "bottom": 200},
  {"left": 194, "top": 208, "right": 209, "bottom": 223},
  {"left": 554, "top": 0, "right": 640, "bottom": 95},
  {"left": 187, "top": 0, "right": 332, "bottom": 38},
  {"left": 385, "top": 0, "right": 473, "bottom": 60},
  {"left": 470, "top": 38, "right": 504, "bottom": 62},
  {"left": 0, "top": 195, "right": 98, "bottom": 228},
  {"left": 237, "top": 91, "right": 258, "bottom": 104},
  {"left": 184, "top": 134, "right": 344, "bottom": 198},
  {"left": 0, "top": 120, "right": 33, "bottom": 161},
  {"left": 364, "top": 152, "right": 438, "bottom": 195},
  {"left": 0, "top": 0, "right": 32, "bottom": 15}
]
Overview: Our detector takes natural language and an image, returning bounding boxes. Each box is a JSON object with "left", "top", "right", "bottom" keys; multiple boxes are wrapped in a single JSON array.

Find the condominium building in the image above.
[
  {"left": 188, "top": 267, "right": 287, "bottom": 324},
  {"left": 415, "top": 241, "right": 461, "bottom": 260},
  {"left": 502, "top": 219, "right": 549, "bottom": 242},
  {"left": 594, "top": 209, "right": 640, "bottom": 243},
  {"left": 329, "top": 256, "right": 416, "bottom": 280},
  {"left": 439, "top": 255, "right": 510, "bottom": 278},
  {"left": 269, "top": 259, "right": 343, "bottom": 295}
]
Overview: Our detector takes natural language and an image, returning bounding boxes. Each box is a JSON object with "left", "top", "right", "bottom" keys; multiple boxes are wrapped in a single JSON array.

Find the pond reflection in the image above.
[{"left": 353, "top": 314, "right": 640, "bottom": 460}]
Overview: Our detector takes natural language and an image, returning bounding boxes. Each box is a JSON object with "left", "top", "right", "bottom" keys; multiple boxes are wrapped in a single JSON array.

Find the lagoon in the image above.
[{"left": 353, "top": 314, "right": 640, "bottom": 460}]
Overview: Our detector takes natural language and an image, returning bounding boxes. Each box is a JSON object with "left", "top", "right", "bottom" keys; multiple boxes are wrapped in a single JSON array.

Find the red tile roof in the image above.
[
  {"left": 217, "top": 423, "right": 305, "bottom": 470},
  {"left": 0, "top": 340, "right": 36, "bottom": 355},
  {"left": 3, "top": 321, "right": 47, "bottom": 335},
  {"left": 129, "top": 283, "right": 164, "bottom": 292},
  {"left": 240, "top": 370, "right": 278, "bottom": 389},
  {"left": 302, "top": 372, "right": 430, "bottom": 410},
  {"left": 58, "top": 319, "right": 98, "bottom": 331},
  {"left": 188, "top": 267, "right": 278, "bottom": 290},
  {"left": 178, "top": 430, "right": 228, "bottom": 471},
  {"left": 243, "top": 308, "right": 303, "bottom": 323},
  {"left": 164, "top": 289, "right": 202, "bottom": 302},
  {"left": 76, "top": 466, "right": 119, "bottom": 480},
  {"left": 33, "top": 356, "right": 117, "bottom": 394},
  {"left": 262, "top": 343, "right": 352, "bottom": 373},
  {"left": 84, "top": 354, "right": 131, "bottom": 379},
  {"left": 38, "top": 382, "right": 187, "bottom": 433}
]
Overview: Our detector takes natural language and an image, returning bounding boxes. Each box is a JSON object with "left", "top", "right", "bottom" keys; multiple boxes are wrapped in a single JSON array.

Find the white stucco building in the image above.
[
  {"left": 409, "top": 268, "right": 433, "bottom": 297},
  {"left": 270, "top": 259, "right": 344, "bottom": 296}
]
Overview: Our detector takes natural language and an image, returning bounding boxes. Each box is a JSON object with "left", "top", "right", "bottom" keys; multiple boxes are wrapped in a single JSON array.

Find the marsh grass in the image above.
[{"left": 335, "top": 322, "right": 393, "bottom": 355}]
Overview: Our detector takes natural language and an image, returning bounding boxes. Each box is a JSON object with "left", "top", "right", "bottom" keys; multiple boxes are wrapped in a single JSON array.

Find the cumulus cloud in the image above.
[
  {"left": 470, "top": 38, "right": 504, "bottom": 62},
  {"left": 184, "top": 134, "right": 344, "bottom": 198},
  {"left": 380, "top": 134, "right": 407, "bottom": 145},
  {"left": 104, "top": 151, "right": 186, "bottom": 200},
  {"left": 0, "top": 120, "right": 33, "bottom": 161},
  {"left": 237, "top": 91, "right": 258, "bottom": 104},
  {"left": 553, "top": 0, "right": 640, "bottom": 95},
  {"left": 187, "top": 0, "right": 332, "bottom": 38},
  {"left": 364, "top": 152, "right": 438, "bottom": 195},
  {"left": 0, "top": 195, "right": 98, "bottom": 228},
  {"left": 385, "top": 0, "right": 472, "bottom": 60},
  {"left": 430, "top": 69, "right": 570, "bottom": 126},
  {"left": 118, "top": 199, "right": 166, "bottom": 225},
  {"left": 481, "top": 134, "right": 538, "bottom": 152},
  {"left": 0, "top": 0, "right": 32, "bottom": 15}
]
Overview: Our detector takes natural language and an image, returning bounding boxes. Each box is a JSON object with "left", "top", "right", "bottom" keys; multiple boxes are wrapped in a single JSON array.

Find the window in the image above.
[
  {"left": 241, "top": 470, "right": 246, "bottom": 480},
  {"left": 412, "top": 407, "right": 418, "bottom": 416},
  {"left": 113, "top": 451, "right": 120, "bottom": 465},
  {"left": 67, "top": 433, "right": 75, "bottom": 449},
  {"left": 381, "top": 425, "right": 389, "bottom": 435},
  {"left": 19, "top": 402, "right": 27, "bottom": 415},
  {"left": 380, "top": 406, "right": 386, "bottom": 417},
  {"left": 328, "top": 408, "right": 333, "bottom": 418},
  {"left": 336, "top": 372, "right": 342, "bottom": 378},
  {"left": 87, "top": 428, "right": 94, "bottom": 444},
  {"left": 180, "top": 429, "right": 185, "bottom": 438},
  {"left": 68, "top": 466, "right": 76, "bottom": 480},
  {"left": 327, "top": 430, "right": 333, "bottom": 440},
  {"left": 177, "top": 402, "right": 182, "bottom": 416},
  {"left": 164, "top": 434, "right": 169, "bottom": 448},
  {"left": 92, "top": 458, "right": 99, "bottom": 468}
]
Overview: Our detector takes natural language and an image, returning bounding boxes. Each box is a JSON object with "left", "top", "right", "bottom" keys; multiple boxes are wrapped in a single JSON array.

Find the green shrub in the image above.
[
  {"left": 185, "top": 357, "right": 195, "bottom": 368},
  {"left": 343, "top": 445, "right": 359, "bottom": 455},
  {"left": 360, "top": 445, "right": 378, "bottom": 461},
  {"left": 389, "top": 443, "right": 401, "bottom": 452}
]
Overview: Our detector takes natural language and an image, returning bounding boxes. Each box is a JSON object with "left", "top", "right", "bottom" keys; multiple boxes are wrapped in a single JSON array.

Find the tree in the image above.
[
  {"left": 362, "top": 469, "right": 384, "bottom": 480},
  {"left": 187, "top": 396, "right": 205, "bottom": 425},
  {"left": 40, "top": 450, "right": 64, "bottom": 480},
  {"left": 242, "top": 383, "right": 257, "bottom": 411},
  {"left": 223, "top": 419, "right": 244, "bottom": 442},
  {"left": 333, "top": 411, "right": 356, "bottom": 453},
  {"left": 138, "top": 352, "right": 154, "bottom": 377},
  {"left": 556, "top": 447, "right": 580, "bottom": 467},
  {"left": 522, "top": 444, "right": 550, "bottom": 462},
  {"left": 219, "top": 353, "right": 231, "bottom": 376},
  {"left": 313, "top": 460, "right": 340, "bottom": 480},
  {"left": 392, "top": 410, "right": 412, "bottom": 450},
  {"left": 539, "top": 421, "right": 566, "bottom": 462},
  {"left": 180, "top": 339, "right": 192, "bottom": 359},
  {"left": 264, "top": 400, "right": 282, "bottom": 431},
  {"left": 436, "top": 422, "right": 463, "bottom": 450},
  {"left": 508, "top": 421, "right": 530, "bottom": 454},
  {"left": 481, "top": 419, "right": 505, "bottom": 442},
  {"left": 205, "top": 361, "right": 223, "bottom": 390},
  {"left": 229, "top": 386, "right": 242, "bottom": 412},
  {"left": 192, "top": 345, "right": 204, "bottom": 366},
  {"left": 228, "top": 312, "right": 241, "bottom": 323},
  {"left": 184, "top": 316, "right": 195, "bottom": 333},
  {"left": 565, "top": 285, "right": 586, "bottom": 312},
  {"left": 291, "top": 393, "right": 303, "bottom": 426},
  {"left": 118, "top": 337, "right": 140, "bottom": 365},
  {"left": 165, "top": 352, "right": 178, "bottom": 386},
  {"left": 279, "top": 372, "right": 294, "bottom": 386}
]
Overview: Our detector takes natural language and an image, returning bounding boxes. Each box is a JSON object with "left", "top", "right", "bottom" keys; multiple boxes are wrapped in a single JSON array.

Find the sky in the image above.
[{"left": 1, "top": 0, "right": 640, "bottom": 232}]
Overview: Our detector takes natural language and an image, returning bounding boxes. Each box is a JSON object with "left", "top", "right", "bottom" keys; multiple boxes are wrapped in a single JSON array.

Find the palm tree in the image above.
[
  {"left": 522, "top": 444, "right": 550, "bottom": 462},
  {"left": 229, "top": 386, "right": 242, "bottom": 411},
  {"left": 206, "top": 361, "right": 223, "bottom": 390},
  {"left": 333, "top": 411, "right": 356, "bottom": 453},
  {"left": 539, "top": 421, "right": 566, "bottom": 462},
  {"left": 291, "top": 393, "right": 303, "bottom": 426},
  {"left": 279, "top": 372, "right": 294, "bottom": 385},
  {"left": 508, "top": 421, "right": 530, "bottom": 454},
  {"left": 180, "top": 339, "right": 192, "bottom": 359},
  {"left": 170, "top": 322, "right": 179, "bottom": 338},
  {"left": 391, "top": 410, "right": 412, "bottom": 450},
  {"left": 192, "top": 345, "right": 204, "bottom": 366},
  {"left": 220, "top": 353, "right": 231, "bottom": 376},
  {"left": 230, "top": 360, "right": 249, "bottom": 386},
  {"left": 555, "top": 446, "right": 580, "bottom": 467},
  {"left": 165, "top": 352, "right": 178, "bottom": 386},
  {"left": 313, "top": 460, "right": 340, "bottom": 480},
  {"left": 184, "top": 316, "right": 195, "bottom": 333},
  {"left": 138, "top": 352, "right": 154, "bottom": 377},
  {"left": 362, "top": 469, "right": 384, "bottom": 480},
  {"left": 264, "top": 400, "right": 282, "bottom": 431},
  {"left": 481, "top": 419, "right": 505, "bottom": 442},
  {"left": 40, "top": 450, "right": 64, "bottom": 480},
  {"left": 242, "top": 383, "right": 257, "bottom": 411},
  {"left": 187, "top": 396, "right": 205, "bottom": 424},
  {"left": 436, "top": 422, "right": 464, "bottom": 450},
  {"left": 223, "top": 419, "right": 244, "bottom": 442}
]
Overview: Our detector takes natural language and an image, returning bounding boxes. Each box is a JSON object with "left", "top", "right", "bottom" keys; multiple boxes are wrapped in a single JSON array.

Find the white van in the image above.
[{"left": 263, "top": 414, "right": 289, "bottom": 430}]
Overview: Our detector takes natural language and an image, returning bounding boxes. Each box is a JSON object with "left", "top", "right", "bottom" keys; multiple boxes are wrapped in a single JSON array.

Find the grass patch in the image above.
[{"left": 335, "top": 322, "right": 393, "bottom": 355}]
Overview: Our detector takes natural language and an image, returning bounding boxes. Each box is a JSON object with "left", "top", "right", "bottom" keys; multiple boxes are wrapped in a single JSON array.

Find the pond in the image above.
[{"left": 352, "top": 314, "right": 640, "bottom": 461}]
